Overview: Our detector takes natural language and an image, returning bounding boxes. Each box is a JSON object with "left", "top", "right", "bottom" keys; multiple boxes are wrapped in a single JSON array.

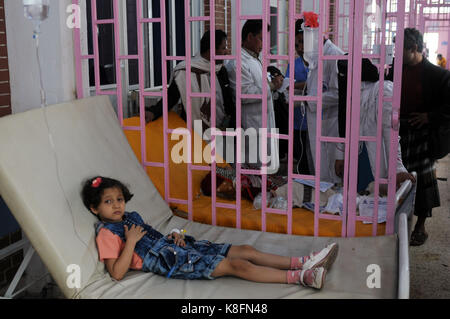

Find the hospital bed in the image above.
[{"left": 0, "top": 96, "right": 414, "bottom": 298}]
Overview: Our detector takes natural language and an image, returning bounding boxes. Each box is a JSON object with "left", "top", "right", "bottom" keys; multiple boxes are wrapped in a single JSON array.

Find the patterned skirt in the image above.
[{"left": 400, "top": 122, "right": 440, "bottom": 217}]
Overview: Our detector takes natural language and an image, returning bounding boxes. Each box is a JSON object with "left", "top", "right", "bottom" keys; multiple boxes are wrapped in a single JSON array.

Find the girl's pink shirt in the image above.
[{"left": 96, "top": 228, "right": 143, "bottom": 270}]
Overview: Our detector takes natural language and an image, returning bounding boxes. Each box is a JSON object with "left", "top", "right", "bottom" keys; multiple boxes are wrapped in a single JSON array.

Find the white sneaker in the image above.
[
  {"left": 302, "top": 243, "right": 339, "bottom": 271},
  {"left": 300, "top": 267, "right": 327, "bottom": 290}
]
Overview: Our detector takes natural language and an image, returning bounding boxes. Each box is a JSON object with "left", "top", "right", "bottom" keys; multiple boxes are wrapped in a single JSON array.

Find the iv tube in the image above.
[
  {"left": 22, "top": 0, "right": 99, "bottom": 266},
  {"left": 23, "top": 0, "right": 50, "bottom": 107}
]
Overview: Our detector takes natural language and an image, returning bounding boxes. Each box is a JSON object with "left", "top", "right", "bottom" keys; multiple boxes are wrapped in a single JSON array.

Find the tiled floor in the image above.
[{"left": 409, "top": 155, "right": 450, "bottom": 299}]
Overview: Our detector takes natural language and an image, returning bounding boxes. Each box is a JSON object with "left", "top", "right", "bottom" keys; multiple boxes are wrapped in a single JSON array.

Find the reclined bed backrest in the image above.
[{"left": 0, "top": 96, "right": 173, "bottom": 298}]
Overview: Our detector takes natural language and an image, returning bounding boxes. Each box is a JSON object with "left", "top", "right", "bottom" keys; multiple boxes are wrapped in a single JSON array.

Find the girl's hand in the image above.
[
  {"left": 124, "top": 225, "right": 147, "bottom": 244},
  {"left": 168, "top": 232, "right": 186, "bottom": 247}
]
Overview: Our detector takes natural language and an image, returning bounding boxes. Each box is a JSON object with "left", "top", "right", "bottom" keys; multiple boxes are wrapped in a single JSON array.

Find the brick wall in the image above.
[
  {"left": 328, "top": 0, "right": 336, "bottom": 42},
  {"left": 202, "top": 1, "right": 310, "bottom": 52},
  {"left": 0, "top": 0, "right": 11, "bottom": 118},
  {"left": 0, "top": 0, "right": 21, "bottom": 289},
  {"left": 204, "top": 0, "right": 233, "bottom": 51}
]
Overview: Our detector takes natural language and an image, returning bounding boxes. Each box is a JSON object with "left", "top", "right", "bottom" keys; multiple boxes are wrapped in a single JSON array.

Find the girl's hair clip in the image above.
[{"left": 92, "top": 177, "right": 102, "bottom": 188}]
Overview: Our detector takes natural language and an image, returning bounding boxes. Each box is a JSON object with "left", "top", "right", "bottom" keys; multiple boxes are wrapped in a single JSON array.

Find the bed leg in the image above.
[
  {"left": 3, "top": 245, "right": 36, "bottom": 298},
  {"left": 398, "top": 212, "right": 410, "bottom": 299}
]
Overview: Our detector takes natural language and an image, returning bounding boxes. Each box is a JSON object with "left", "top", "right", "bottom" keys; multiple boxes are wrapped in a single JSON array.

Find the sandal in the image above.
[{"left": 410, "top": 230, "right": 428, "bottom": 246}]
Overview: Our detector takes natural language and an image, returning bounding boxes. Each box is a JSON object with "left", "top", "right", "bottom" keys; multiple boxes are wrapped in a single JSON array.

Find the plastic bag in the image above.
[{"left": 253, "top": 192, "right": 288, "bottom": 211}]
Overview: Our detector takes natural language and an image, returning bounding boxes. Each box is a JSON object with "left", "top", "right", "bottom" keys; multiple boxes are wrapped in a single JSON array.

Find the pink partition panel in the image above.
[{"left": 72, "top": 0, "right": 408, "bottom": 238}]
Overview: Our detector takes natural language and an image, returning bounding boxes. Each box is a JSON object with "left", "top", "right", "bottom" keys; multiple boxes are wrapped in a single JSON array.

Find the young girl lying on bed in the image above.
[{"left": 81, "top": 176, "right": 339, "bottom": 289}]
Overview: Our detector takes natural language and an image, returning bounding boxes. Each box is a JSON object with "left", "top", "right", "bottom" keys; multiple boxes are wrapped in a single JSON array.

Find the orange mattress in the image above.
[{"left": 123, "top": 113, "right": 386, "bottom": 237}]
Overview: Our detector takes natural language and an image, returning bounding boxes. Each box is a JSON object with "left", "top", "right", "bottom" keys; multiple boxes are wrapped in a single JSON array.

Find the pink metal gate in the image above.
[{"left": 73, "top": 0, "right": 408, "bottom": 237}]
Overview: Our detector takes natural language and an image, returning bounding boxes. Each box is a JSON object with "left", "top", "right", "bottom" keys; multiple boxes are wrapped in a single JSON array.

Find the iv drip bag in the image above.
[
  {"left": 303, "top": 25, "right": 319, "bottom": 70},
  {"left": 23, "top": 0, "right": 50, "bottom": 22}
]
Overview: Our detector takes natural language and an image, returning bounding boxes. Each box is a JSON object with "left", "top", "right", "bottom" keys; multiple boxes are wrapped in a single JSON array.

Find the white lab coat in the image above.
[
  {"left": 334, "top": 80, "right": 408, "bottom": 180},
  {"left": 226, "top": 49, "right": 279, "bottom": 173},
  {"left": 358, "top": 81, "right": 408, "bottom": 178},
  {"left": 306, "top": 40, "right": 344, "bottom": 183}
]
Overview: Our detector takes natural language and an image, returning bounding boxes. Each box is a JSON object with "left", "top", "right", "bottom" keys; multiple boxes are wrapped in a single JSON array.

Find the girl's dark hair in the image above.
[
  {"left": 81, "top": 176, "right": 134, "bottom": 218},
  {"left": 404, "top": 28, "right": 424, "bottom": 53}
]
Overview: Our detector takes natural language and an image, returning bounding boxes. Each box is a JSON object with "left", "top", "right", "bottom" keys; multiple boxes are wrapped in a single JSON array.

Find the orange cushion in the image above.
[{"left": 123, "top": 112, "right": 227, "bottom": 200}]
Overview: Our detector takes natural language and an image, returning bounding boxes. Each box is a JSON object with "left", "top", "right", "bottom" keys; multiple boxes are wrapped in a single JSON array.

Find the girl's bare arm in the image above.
[{"left": 105, "top": 225, "right": 146, "bottom": 281}]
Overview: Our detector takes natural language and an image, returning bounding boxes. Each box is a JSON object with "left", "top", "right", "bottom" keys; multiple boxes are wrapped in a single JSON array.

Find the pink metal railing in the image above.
[
  {"left": 421, "top": 1, "right": 450, "bottom": 32},
  {"left": 73, "top": 0, "right": 84, "bottom": 101},
  {"left": 371, "top": 0, "right": 389, "bottom": 236},
  {"left": 387, "top": 0, "right": 406, "bottom": 235},
  {"left": 73, "top": 0, "right": 412, "bottom": 238}
]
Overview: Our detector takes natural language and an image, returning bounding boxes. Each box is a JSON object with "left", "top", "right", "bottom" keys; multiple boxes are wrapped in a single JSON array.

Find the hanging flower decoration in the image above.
[{"left": 303, "top": 12, "right": 319, "bottom": 28}]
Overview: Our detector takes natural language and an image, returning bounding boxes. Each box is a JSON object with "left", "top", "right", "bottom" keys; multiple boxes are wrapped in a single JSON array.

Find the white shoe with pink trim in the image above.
[
  {"left": 300, "top": 267, "right": 327, "bottom": 290},
  {"left": 302, "top": 243, "right": 339, "bottom": 271}
]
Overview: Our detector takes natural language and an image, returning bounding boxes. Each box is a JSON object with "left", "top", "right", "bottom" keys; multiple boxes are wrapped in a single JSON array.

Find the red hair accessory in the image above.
[
  {"left": 303, "top": 12, "right": 319, "bottom": 28},
  {"left": 92, "top": 177, "right": 102, "bottom": 188}
]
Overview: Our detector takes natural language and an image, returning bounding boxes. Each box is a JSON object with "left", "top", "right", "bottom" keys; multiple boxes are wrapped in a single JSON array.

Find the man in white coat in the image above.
[
  {"left": 337, "top": 80, "right": 415, "bottom": 193},
  {"left": 334, "top": 58, "right": 415, "bottom": 193},
  {"left": 303, "top": 34, "right": 344, "bottom": 184},
  {"left": 226, "top": 20, "right": 283, "bottom": 173}
]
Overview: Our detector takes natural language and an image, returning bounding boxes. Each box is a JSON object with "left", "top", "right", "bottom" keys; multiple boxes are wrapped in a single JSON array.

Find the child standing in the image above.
[{"left": 81, "top": 176, "right": 339, "bottom": 289}]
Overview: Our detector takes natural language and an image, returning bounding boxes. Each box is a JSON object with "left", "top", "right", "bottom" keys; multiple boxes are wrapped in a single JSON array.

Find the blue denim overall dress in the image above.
[{"left": 95, "top": 212, "right": 231, "bottom": 280}]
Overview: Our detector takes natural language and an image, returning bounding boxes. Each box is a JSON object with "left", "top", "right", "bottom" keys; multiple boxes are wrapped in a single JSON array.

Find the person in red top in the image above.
[{"left": 82, "top": 176, "right": 339, "bottom": 289}]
